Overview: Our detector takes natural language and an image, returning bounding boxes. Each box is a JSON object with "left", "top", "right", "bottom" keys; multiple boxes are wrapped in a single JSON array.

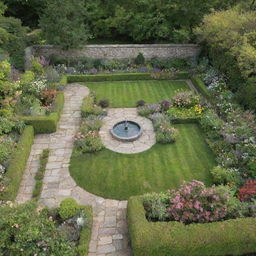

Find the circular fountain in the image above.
[{"left": 110, "top": 120, "right": 142, "bottom": 142}]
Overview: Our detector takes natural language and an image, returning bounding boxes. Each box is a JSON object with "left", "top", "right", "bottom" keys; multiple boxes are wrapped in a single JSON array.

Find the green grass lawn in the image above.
[
  {"left": 69, "top": 124, "right": 216, "bottom": 200},
  {"left": 83, "top": 80, "right": 189, "bottom": 107}
]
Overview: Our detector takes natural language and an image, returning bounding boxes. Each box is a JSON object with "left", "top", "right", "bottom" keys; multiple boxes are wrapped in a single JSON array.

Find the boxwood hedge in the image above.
[
  {"left": 0, "top": 126, "right": 34, "bottom": 201},
  {"left": 20, "top": 91, "right": 64, "bottom": 134},
  {"left": 191, "top": 76, "right": 211, "bottom": 100},
  {"left": 128, "top": 196, "right": 256, "bottom": 256},
  {"left": 67, "top": 72, "right": 189, "bottom": 83}
]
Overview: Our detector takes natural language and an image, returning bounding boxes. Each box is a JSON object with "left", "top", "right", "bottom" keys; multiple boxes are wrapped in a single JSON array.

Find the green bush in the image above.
[
  {"left": 0, "top": 125, "right": 34, "bottom": 200},
  {"left": 128, "top": 196, "right": 256, "bottom": 256},
  {"left": 58, "top": 198, "right": 82, "bottom": 220},
  {"left": 210, "top": 166, "right": 240, "bottom": 185},
  {"left": 67, "top": 72, "right": 189, "bottom": 83},
  {"left": 191, "top": 76, "right": 211, "bottom": 100},
  {"left": 19, "top": 91, "right": 64, "bottom": 134},
  {"left": 135, "top": 53, "right": 145, "bottom": 65},
  {"left": 81, "top": 94, "right": 105, "bottom": 118}
]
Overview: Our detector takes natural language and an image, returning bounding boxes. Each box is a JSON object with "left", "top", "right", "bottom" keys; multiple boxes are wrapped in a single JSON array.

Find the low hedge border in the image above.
[
  {"left": 77, "top": 205, "right": 93, "bottom": 256},
  {"left": 171, "top": 117, "right": 199, "bottom": 124},
  {"left": 0, "top": 126, "right": 34, "bottom": 201},
  {"left": 191, "top": 76, "right": 211, "bottom": 100},
  {"left": 67, "top": 72, "right": 189, "bottom": 83},
  {"left": 128, "top": 196, "right": 256, "bottom": 256},
  {"left": 19, "top": 91, "right": 64, "bottom": 134}
]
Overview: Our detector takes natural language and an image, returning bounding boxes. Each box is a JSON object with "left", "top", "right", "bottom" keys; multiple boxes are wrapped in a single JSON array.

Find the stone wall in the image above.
[{"left": 25, "top": 44, "right": 201, "bottom": 69}]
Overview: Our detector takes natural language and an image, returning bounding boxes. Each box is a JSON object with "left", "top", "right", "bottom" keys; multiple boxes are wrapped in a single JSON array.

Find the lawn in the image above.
[
  {"left": 83, "top": 80, "right": 189, "bottom": 107},
  {"left": 69, "top": 124, "right": 216, "bottom": 200}
]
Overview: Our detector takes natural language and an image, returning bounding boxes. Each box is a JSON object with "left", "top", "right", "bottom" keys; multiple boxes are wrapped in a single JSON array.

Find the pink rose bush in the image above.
[{"left": 167, "top": 180, "right": 229, "bottom": 224}]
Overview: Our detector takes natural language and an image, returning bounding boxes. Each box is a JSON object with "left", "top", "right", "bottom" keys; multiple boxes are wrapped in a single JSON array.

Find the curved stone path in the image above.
[
  {"left": 100, "top": 108, "right": 156, "bottom": 154},
  {"left": 16, "top": 84, "right": 132, "bottom": 256}
]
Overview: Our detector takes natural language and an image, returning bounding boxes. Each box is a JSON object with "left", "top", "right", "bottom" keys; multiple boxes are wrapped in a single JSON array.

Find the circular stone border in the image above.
[
  {"left": 110, "top": 120, "right": 143, "bottom": 142},
  {"left": 99, "top": 108, "right": 156, "bottom": 154}
]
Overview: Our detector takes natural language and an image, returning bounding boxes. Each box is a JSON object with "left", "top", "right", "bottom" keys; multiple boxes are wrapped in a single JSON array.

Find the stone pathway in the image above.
[
  {"left": 100, "top": 108, "right": 156, "bottom": 154},
  {"left": 16, "top": 83, "right": 132, "bottom": 256}
]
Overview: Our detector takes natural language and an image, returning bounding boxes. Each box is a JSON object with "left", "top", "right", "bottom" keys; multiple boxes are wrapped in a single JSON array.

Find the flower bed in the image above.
[
  {"left": 19, "top": 91, "right": 64, "bottom": 133},
  {"left": 128, "top": 195, "right": 256, "bottom": 256},
  {"left": 191, "top": 72, "right": 256, "bottom": 184},
  {"left": 0, "top": 198, "right": 92, "bottom": 255},
  {"left": 0, "top": 125, "right": 34, "bottom": 201},
  {"left": 74, "top": 92, "right": 106, "bottom": 155}
]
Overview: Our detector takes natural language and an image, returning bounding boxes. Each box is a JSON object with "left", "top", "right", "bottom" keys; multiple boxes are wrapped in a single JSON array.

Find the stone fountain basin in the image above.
[{"left": 110, "top": 120, "right": 143, "bottom": 142}]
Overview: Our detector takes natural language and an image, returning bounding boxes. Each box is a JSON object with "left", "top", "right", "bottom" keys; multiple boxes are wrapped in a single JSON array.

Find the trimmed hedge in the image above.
[
  {"left": 0, "top": 126, "right": 34, "bottom": 201},
  {"left": 77, "top": 205, "right": 93, "bottom": 256},
  {"left": 128, "top": 196, "right": 256, "bottom": 256},
  {"left": 67, "top": 72, "right": 189, "bottom": 83},
  {"left": 20, "top": 92, "right": 64, "bottom": 134},
  {"left": 171, "top": 118, "right": 199, "bottom": 124},
  {"left": 191, "top": 76, "right": 211, "bottom": 100}
]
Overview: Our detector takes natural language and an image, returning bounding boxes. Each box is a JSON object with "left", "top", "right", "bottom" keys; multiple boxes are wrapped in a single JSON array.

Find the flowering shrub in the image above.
[
  {"left": 80, "top": 115, "right": 103, "bottom": 133},
  {"left": 168, "top": 105, "right": 204, "bottom": 119},
  {"left": 40, "top": 89, "right": 57, "bottom": 106},
  {"left": 74, "top": 131, "right": 104, "bottom": 154},
  {"left": 210, "top": 166, "right": 240, "bottom": 186},
  {"left": 167, "top": 180, "right": 229, "bottom": 224},
  {"left": 149, "top": 113, "right": 178, "bottom": 144},
  {"left": 160, "top": 99, "right": 171, "bottom": 111},
  {"left": 81, "top": 93, "right": 106, "bottom": 118},
  {"left": 137, "top": 103, "right": 161, "bottom": 117},
  {"left": 156, "top": 125, "right": 178, "bottom": 144},
  {"left": 172, "top": 90, "right": 200, "bottom": 108}
]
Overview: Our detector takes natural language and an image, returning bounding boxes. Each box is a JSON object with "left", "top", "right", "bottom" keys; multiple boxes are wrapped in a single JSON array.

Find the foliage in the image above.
[
  {"left": 98, "top": 98, "right": 109, "bottom": 108},
  {"left": 20, "top": 92, "right": 64, "bottom": 134},
  {"left": 168, "top": 105, "right": 203, "bottom": 120},
  {"left": 0, "top": 126, "right": 34, "bottom": 200},
  {"left": 195, "top": 8, "right": 256, "bottom": 110},
  {"left": 210, "top": 166, "right": 240, "bottom": 186},
  {"left": 0, "top": 201, "right": 77, "bottom": 255},
  {"left": 172, "top": 90, "right": 200, "bottom": 108},
  {"left": 0, "top": 12, "right": 27, "bottom": 69},
  {"left": 143, "top": 192, "right": 169, "bottom": 221},
  {"left": 128, "top": 195, "right": 256, "bottom": 256},
  {"left": 40, "top": 89, "right": 57, "bottom": 106},
  {"left": 167, "top": 180, "right": 230, "bottom": 224},
  {"left": 58, "top": 198, "right": 82, "bottom": 220},
  {"left": 32, "top": 149, "right": 49, "bottom": 200},
  {"left": 80, "top": 115, "right": 103, "bottom": 134},
  {"left": 74, "top": 131, "right": 104, "bottom": 154},
  {"left": 155, "top": 123, "right": 178, "bottom": 144},
  {"left": 160, "top": 99, "right": 171, "bottom": 111},
  {"left": 135, "top": 53, "right": 145, "bottom": 65},
  {"left": 136, "top": 100, "right": 146, "bottom": 107},
  {"left": 67, "top": 72, "right": 189, "bottom": 83},
  {"left": 81, "top": 93, "right": 106, "bottom": 117},
  {"left": 40, "top": 0, "right": 91, "bottom": 49},
  {"left": 137, "top": 103, "right": 161, "bottom": 117}
]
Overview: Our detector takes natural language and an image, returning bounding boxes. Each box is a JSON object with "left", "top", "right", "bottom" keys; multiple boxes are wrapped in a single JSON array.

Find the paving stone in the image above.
[
  {"left": 104, "top": 217, "right": 117, "bottom": 228},
  {"left": 98, "top": 236, "right": 112, "bottom": 245},
  {"left": 97, "top": 245, "right": 116, "bottom": 254}
]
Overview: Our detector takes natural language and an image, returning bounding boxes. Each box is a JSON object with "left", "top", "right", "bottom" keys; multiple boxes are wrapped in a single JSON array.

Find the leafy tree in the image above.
[
  {"left": 40, "top": 0, "right": 91, "bottom": 49},
  {"left": 3, "top": 0, "right": 45, "bottom": 28},
  {"left": 0, "top": 2, "right": 27, "bottom": 69},
  {"left": 195, "top": 8, "right": 256, "bottom": 110}
]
